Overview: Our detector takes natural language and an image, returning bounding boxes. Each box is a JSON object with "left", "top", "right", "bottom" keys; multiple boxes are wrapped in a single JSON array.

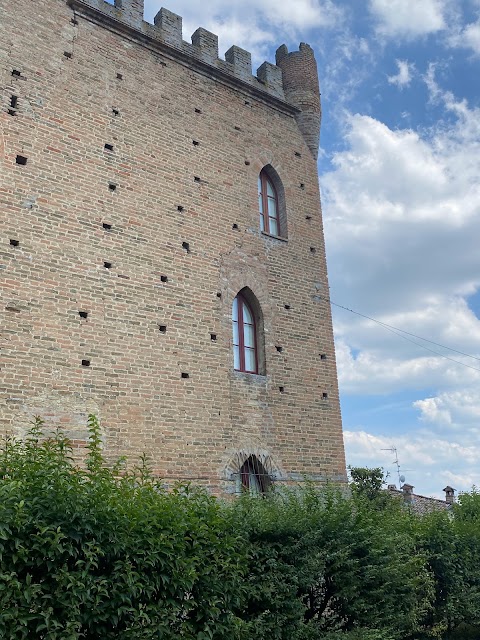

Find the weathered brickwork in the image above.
[{"left": 0, "top": 0, "right": 346, "bottom": 492}]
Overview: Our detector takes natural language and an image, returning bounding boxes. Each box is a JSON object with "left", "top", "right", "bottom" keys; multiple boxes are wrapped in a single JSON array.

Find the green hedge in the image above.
[
  {"left": 0, "top": 416, "right": 246, "bottom": 639},
  {"left": 1, "top": 416, "right": 480, "bottom": 639}
]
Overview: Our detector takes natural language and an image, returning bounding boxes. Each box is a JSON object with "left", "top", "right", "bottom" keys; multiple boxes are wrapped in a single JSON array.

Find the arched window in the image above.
[
  {"left": 258, "top": 169, "right": 280, "bottom": 236},
  {"left": 239, "top": 455, "right": 272, "bottom": 494},
  {"left": 232, "top": 293, "right": 258, "bottom": 373}
]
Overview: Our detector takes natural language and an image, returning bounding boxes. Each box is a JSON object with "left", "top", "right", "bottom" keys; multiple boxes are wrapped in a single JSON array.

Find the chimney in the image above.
[
  {"left": 387, "top": 484, "right": 397, "bottom": 491},
  {"left": 443, "top": 486, "right": 456, "bottom": 505},
  {"left": 401, "top": 483, "right": 414, "bottom": 504}
]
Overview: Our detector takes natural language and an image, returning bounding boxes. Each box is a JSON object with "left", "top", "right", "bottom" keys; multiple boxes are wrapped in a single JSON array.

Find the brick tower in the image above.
[{"left": 0, "top": 0, "right": 346, "bottom": 492}]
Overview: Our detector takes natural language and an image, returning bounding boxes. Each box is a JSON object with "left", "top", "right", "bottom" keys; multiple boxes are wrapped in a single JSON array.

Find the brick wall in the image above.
[{"left": 0, "top": 0, "right": 346, "bottom": 492}]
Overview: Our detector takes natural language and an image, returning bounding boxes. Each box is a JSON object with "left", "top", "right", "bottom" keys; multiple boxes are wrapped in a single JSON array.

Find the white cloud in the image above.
[
  {"left": 369, "top": 0, "right": 447, "bottom": 39},
  {"left": 414, "top": 389, "right": 480, "bottom": 427},
  {"left": 323, "top": 101, "right": 480, "bottom": 315},
  {"left": 462, "top": 21, "right": 480, "bottom": 53},
  {"left": 413, "top": 396, "right": 453, "bottom": 425},
  {"left": 449, "top": 20, "right": 480, "bottom": 55},
  {"left": 387, "top": 59, "right": 414, "bottom": 88}
]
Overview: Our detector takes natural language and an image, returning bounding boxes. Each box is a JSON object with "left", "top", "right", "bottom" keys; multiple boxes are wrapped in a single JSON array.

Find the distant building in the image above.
[{"left": 387, "top": 484, "right": 455, "bottom": 514}]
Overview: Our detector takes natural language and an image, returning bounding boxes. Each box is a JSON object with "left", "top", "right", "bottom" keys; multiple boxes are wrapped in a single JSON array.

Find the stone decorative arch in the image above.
[{"left": 223, "top": 444, "right": 284, "bottom": 493}]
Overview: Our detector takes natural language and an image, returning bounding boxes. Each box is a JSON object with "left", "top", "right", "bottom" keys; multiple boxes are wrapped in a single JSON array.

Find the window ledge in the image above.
[
  {"left": 232, "top": 370, "right": 267, "bottom": 384},
  {"left": 261, "top": 231, "right": 288, "bottom": 243}
]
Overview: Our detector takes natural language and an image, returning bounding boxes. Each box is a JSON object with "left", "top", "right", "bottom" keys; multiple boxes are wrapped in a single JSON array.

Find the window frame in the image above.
[
  {"left": 258, "top": 170, "right": 280, "bottom": 237},
  {"left": 232, "top": 293, "right": 258, "bottom": 374}
]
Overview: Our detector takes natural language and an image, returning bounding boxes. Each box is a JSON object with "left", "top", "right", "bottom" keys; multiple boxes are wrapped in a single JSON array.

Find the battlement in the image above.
[{"left": 68, "top": 0, "right": 321, "bottom": 155}]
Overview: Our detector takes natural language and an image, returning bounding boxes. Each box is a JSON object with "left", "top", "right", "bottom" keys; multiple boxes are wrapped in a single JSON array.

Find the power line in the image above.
[{"left": 328, "top": 299, "right": 480, "bottom": 375}]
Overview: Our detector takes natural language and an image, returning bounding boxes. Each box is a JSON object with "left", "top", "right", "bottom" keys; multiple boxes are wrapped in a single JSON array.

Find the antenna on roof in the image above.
[{"left": 381, "top": 445, "right": 404, "bottom": 486}]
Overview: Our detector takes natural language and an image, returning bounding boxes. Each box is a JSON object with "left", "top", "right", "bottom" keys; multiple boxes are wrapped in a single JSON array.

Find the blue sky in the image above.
[{"left": 138, "top": 0, "right": 480, "bottom": 497}]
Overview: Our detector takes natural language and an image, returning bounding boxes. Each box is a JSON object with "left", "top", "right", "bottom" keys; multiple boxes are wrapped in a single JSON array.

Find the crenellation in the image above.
[
  {"left": 76, "top": 0, "right": 122, "bottom": 20},
  {"left": 191, "top": 28, "right": 219, "bottom": 65},
  {"left": 68, "top": 1, "right": 307, "bottom": 106},
  {"left": 225, "top": 45, "right": 252, "bottom": 82},
  {"left": 153, "top": 7, "right": 182, "bottom": 47},
  {"left": 256, "top": 61, "right": 285, "bottom": 100},
  {"left": 120, "top": 0, "right": 144, "bottom": 27}
]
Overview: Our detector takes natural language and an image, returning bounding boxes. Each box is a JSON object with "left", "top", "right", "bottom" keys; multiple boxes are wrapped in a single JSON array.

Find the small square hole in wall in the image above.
[
  {"left": 232, "top": 223, "right": 239, "bottom": 230},
  {"left": 320, "top": 353, "right": 327, "bottom": 360},
  {"left": 322, "top": 392, "right": 328, "bottom": 400},
  {"left": 64, "top": 51, "right": 72, "bottom": 59},
  {"left": 177, "top": 205, "right": 184, "bottom": 212},
  {"left": 158, "top": 325, "right": 167, "bottom": 333},
  {"left": 11, "top": 69, "right": 21, "bottom": 77},
  {"left": 182, "top": 241, "right": 190, "bottom": 253},
  {"left": 194, "top": 108, "right": 202, "bottom": 113},
  {"left": 192, "top": 140, "right": 199, "bottom": 146},
  {"left": 16, "top": 155, "right": 27, "bottom": 165},
  {"left": 244, "top": 160, "right": 250, "bottom": 166},
  {"left": 300, "top": 183, "right": 305, "bottom": 189},
  {"left": 181, "top": 372, "right": 189, "bottom": 379},
  {"left": 81, "top": 359, "right": 91, "bottom": 367},
  {"left": 279, "top": 386, "right": 285, "bottom": 393},
  {"left": 104, "top": 143, "right": 114, "bottom": 152},
  {"left": 79, "top": 311, "right": 88, "bottom": 319},
  {"left": 102, "top": 222, "right": 112, "bottom": 230},
  {"left": 306, "top": 215, "right": 312, "bottom": 220},
  {"left": 216, "top": 292, "right": 222, "bottom": 298},
  {"left": 234, "top": 125, "right": 241, "bottom": 131},
  {"left": 9, "top": 239, "right": 19, "bottom": 247},
  {"left": 10, "top": 95, "right": 18, "bottom": 109},
  {"left": 160, "top": 274, "right": 168, "bottom": 283},
  {"left": 275, "top": 345, "right": 283, "bottom": 352},
  {"left": 210, "top": 333, "right": 217, "bottom": 341},
  {"left": 295, "top": 151, "right": 302, "bottom": 157},
  {"left": 284, "top": 304, "right": 291, "bottom": 310},
  {"left": 116, "top": 72, "right": 123, "bottom": 80},
  {"left": 310, "top": 247, "right": 316, "bottom": 254},
  {"left": 112, "top": 107, "right": 120, "bottom": 116},
  {"left": 104, "top": 261, "right": 112, "bottom": 269},
  {"left": 194, "top": 176, "right": 201, "bottom": 183},
  {"left": 108, "top": 182, "right": 117, "bottom": 192}
]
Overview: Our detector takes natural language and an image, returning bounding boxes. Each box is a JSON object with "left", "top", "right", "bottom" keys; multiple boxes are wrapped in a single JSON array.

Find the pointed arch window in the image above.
[
  {"left": 258, "top": 170, "right": 280, "bottom": 236},
  {"left": 232, "top": 293, "right": 258, "bottom": 374}
]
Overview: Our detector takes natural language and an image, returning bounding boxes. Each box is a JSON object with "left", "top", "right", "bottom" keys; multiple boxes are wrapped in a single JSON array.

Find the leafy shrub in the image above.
[
  {"left": 0, "top": 416, "right": 246, "bottom": 639},
  {"left": 233, "top": 483, "right": 432, "bottom": 640},
  {"left": 2, "top": 417, "right": 480, "bottom": 640}
]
